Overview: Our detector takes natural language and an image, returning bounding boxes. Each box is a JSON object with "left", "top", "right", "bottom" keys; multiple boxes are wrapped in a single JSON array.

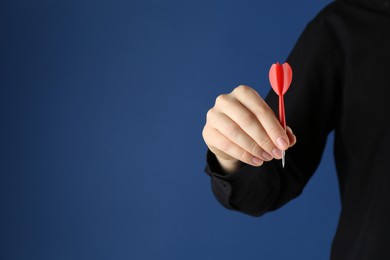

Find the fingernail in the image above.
[
  {"left": 262, "top": 151, "right": 273, "bottom": 161},
  {"left": 272, "top": 148, "right": 283, "bottom": 158},
  {"left": 276, "top": 137, "right": 289, "bottom": 150},
  {"left": 252, "top": 157, "right": 263, "bottom": 166}
]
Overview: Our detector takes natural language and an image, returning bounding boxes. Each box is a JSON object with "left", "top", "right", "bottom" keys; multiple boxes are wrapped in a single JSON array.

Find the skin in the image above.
[{"left": 202, "top": 85, "right": 297, "bottom": 174}]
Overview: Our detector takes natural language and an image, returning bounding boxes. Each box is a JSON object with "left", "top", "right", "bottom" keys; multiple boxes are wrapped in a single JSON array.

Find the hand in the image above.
[{"left": 202, "top": 85, "right": 296, "bottom": 173}]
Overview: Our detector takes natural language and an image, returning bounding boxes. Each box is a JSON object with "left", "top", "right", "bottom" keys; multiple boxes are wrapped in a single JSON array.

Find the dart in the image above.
[{"left": 269, "top": 62, "right": 293, "bottom": 168}]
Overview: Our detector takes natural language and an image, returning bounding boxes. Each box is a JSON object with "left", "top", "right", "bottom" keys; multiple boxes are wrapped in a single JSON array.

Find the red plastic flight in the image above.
[
  {"left": 269, "top": 62, "right": 293, "bottom": 168},
  {"left": 269, "top": 62, "right": 292, "bottom": 130}
]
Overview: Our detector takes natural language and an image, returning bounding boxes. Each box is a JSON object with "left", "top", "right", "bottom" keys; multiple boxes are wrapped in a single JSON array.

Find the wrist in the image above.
[{"left": 216, "top": 157, "right": 245, "bottom": 175}]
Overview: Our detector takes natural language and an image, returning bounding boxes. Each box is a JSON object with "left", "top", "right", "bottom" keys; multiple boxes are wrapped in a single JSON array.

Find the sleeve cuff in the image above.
[{"left": 204, "top": 149, "right": 281, "bottom": 215}]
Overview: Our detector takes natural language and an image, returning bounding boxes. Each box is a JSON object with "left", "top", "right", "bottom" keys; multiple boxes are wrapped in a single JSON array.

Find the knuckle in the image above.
[
  {"left": 268, "top": 125, "right": 285, "bottom": 139},
  {"left": 239, "top": 152, "right": 247, "bottom": 163},
  {"left": 258, "top": 136, "right": 273, "bottom": 149},
  {"left": 233, "top": 85, "right": 252, "bottom": 95},
  {"left": 202, "top": 126, "right": 212, "bottom": 145},
  {"left": 255, "top": 105, "right": 272, "bottom": 119},
  {"left": 215, "top": 94, "right": 230, "bottom": 106},
  {"left": 206, "top": 108, "right": 214, "bottom": 121},
  {"left": 202, "top": 126, "right": 208, "bottom": 140},
  {"left": 249, "top": 142, "right": 261, "bottom": 156}
]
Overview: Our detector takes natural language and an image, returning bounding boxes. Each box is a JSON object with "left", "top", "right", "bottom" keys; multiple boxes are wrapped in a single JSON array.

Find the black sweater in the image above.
[{"left": 204, "top": 0, "right": 390, "bottom": 259}]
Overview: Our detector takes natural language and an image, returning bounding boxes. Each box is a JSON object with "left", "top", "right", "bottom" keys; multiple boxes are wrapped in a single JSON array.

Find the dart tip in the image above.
[{"left": 282, "top": 151, "right": 285, "bottom": 168}]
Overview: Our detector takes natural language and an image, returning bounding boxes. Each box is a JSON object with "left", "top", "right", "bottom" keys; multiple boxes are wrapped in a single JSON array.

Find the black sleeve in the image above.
[{"left": 204, "top": 13, "right": 342, "bottom": 217}]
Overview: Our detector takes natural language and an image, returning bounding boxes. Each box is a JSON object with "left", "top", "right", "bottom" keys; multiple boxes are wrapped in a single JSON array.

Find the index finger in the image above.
[{"left": 232, "top": 85, "right": 290, "bottom": 151}]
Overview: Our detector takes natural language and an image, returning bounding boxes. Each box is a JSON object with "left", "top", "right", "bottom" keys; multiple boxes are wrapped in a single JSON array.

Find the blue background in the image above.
[{"left": 1, "top": 0, "right": 340, "bottom": 259}]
